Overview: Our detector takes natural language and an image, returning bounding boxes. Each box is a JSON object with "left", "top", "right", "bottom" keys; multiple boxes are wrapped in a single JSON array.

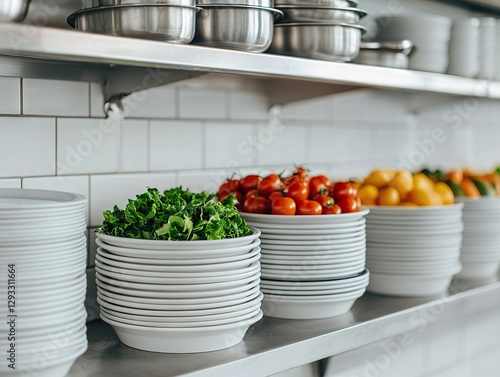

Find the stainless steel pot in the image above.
[
  {"left": 0, "top": 0, "right": 31, "bottom": 22},
  {"left": 353, "top": 40, "right": 413, "bottom": 69},
  {"left": 268, "top": 22, "right": 365, "bottom": 62},
  {"left": 193, "top": 5, "right": 283, "bottom": 53},
  {"left": 277, "top": 5, "right": 366, "bottom": 23},
  {"left": 68, "top": 4, "right": 199, "bottom": 43}
]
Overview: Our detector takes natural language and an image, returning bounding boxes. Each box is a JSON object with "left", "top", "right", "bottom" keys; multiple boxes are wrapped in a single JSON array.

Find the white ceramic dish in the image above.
[
  {"left": 95, "top": 271, "right": 260, "bottom": 294},
  {"left": 95, "top": 258, "right": 260, "bottom": 282},
  {"left": 366, "top": 203, "right": 462, "bottom": 215},
  {"left": 261, "top": 239, "right": 365, "bottom": 251},
  {"left": 0, "top": 245, "right": 87, "bottom": 265},
  {"left": 95, "top": 261, "right": 260, "bottom": 284},
  {"left": 100, "top": 305, "right": 262, "bottom": 328},
  {"left": 262, "top": 289, "right": 364, "bottom": 319},
  {"left": 261, "top": 234, "right": 365, "bottom": 246},
  {"left": 97, "top": 287, "right": 262, "bottom": 311},
  {"left": 96, "top": 277, "right": 260, "bottom": 299},
  {"left": 367, "top": 237, "right": 462, "bottom": 248},
  {"left": 261, "top": 283, "right": 367, "bottom": 296},
  {"left": 261, "top": 245, "right": 365, "bottom": 258},
  {"left": 95, "top": 229, "right": 261, "bottom": 250},
  {"left": 261, "top": 255, "right": 365, "bottom": 268},
  {"left": 260, "top": 230, "right": 365, "bottom": 241},
  {"left": 262, "top": 269, "right": 369, "bottom": 288},
  {"left": 0, "top": 188, "right": 87, "bottom": 209},
  {"left": 241, "top": 208, "right": 369, "bottom": 225},
  {"left": 244, "top": 218, "right": 366, "bottom": 230},
  {"left": 261, "top": 266, "right": 364, "bottom": 281},
  {"left": 100, "top": 310, "right": 263, "bottom": 353},
  {"left": 254, "top": 224, "right": 365, "bottom": 236},
  {"left": 261, "top": 248, "right": 365, "bottom": 261},
  {"left": 366, "top": 224, "right": 463, "bottom": 235},
  {"left": 456, "top": 260, "right": 500, "bottom": 279},
  {"left": 367, "top": 249, "right": 460, "bottom": 261}
]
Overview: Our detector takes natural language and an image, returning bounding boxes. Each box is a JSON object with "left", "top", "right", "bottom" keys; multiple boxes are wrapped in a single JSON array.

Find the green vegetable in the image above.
[
  {"left": 97, "top": 187, "right": 252, "bottom": 241},
  {"left": 444, "top": 179, "right": 465, "bottom": 196},
  {"left": 470, "top": 178, "right": 493, "bottom": 196}
]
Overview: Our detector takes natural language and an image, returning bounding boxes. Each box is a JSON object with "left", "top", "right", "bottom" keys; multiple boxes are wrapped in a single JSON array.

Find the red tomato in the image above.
[
  {"left": 312, "top": 194, "right": 334, "bottom": 207},
  {"left": 218, "top": 179, "right": 240, "bottom": 199},
  {"left": 258, "top": 174, "right": 282, "bottom": 198},
  {"left": 243, "top": 196, "right": 271, "bottom": 214},
  {"left": 269, "top": 191, "right": 285, "bottom": 202},
  {"left": 337, "top": 197, "right": 360, "bottom": 213},
  {"left": 331, "top": 182, "right": 358, "bottom": 201},
  {"left": 245, "top": 189, "right": 258, "bottom": 200},
  {"left": 296, "top": 200, "right": 322, "bottom": 215},
  {"left": 286, "top": 181, "right": 310, "bottom": 202},
  {"left": 294, "top": 166, "right": 310, "bottom": 181},
  {"left": 309, "top": 175, "right": 331, "bottom": 197},
  {"left": 322, "top": 204, "right": 342, "bottom": 215},
  {"left": 272, "top": 197, "right": 296, "bottom": 216},
  {"left": 239, "top": 175, "right": 262, "bottom": 193}
]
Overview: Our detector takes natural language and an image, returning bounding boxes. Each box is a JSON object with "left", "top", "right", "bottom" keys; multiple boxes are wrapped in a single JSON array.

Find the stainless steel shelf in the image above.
[
  {"left": 68, "top": 278, "right": 500, "bottom": 377},
  {"left": 0, "top": 23, "right": 498, "bottom": 104}
]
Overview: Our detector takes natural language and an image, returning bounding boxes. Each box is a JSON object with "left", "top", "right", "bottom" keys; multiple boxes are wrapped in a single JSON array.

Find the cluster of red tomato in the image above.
[{"left": 218, "top": 168, "right": 361, "bottom": 215}]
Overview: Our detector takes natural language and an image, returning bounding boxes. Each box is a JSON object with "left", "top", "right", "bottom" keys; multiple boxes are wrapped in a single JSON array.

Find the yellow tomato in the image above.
[
  {"left": 412, "top": 173, "right": 435, "bottom": 191},
  {"left": 358, "top": 184, "right": 379, "bottom": 205},
  {"left": 391, "top": 170, "right": 414, "bottom": 200},
  {"left": 377, "top": 186, "right": 401, "bottom": 206},
  {"left": 407, "top": 188, "right": 443, "bottom": 206},
  {"left": 434, "top": 182, "right": 455, "bottom": 205},
  {"left": 364, "top": 170, "right": 394, "bottom": 188}
]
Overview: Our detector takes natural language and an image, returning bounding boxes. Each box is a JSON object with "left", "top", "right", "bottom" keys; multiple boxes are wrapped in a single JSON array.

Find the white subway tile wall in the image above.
[{"left": 1, "top": 75, "right": 499, "bottom": 374}]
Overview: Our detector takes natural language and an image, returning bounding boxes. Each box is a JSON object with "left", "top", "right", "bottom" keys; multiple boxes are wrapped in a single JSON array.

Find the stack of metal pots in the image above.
[{"left": 268, "top": 0, "right": 368, "bottom": 62}]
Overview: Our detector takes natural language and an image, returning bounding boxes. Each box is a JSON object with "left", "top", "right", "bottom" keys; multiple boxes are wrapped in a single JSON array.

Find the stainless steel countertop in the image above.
[{"left": 68, "top": 278, "right": 500, "bottom": 377}]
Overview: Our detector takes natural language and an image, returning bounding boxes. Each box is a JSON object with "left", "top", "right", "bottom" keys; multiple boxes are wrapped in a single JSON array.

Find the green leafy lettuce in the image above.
[{"left": 97, "top": 187, "right": 252, "bottom": 241}]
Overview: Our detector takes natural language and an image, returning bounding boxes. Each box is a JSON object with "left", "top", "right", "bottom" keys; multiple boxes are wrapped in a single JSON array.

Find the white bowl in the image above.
[
  {"left": 261, "top": 255, "right": 365, "bottom": 268},
  {"left": 261, "top": 239, "right": 365, "bottom": 251},
  {"left": 241, "top": 207, "right": 369, "bottom": 225},
  {"left": 96, "top": 277, "right": 261, "bottom": 299},
  {"left": 100, "top": 305, "right": 262, "bottom": 328},
  {"left": 261, "top": 245, "right": 365, "bottom": 258},
  {"left": 252, "top": 224, "right": 365, "bottom": 236},
  {"left": 245, "top": 217, "right": 366, "bottom": 230},
  {"left": 97, "top": 286, "right": 262, "bottom": 311},
  {"left": 262, "top": 269, "right": 369, "bottom": 288},
  {"left": 261, "top": 234, "right": 365, "bottom": 246},
  {"left": 456, "top": 260, "right": 500, "bottom": 279},
  {"left": 261, "top": 265, "right": 365, "bottom": 281},
  {"left": 260, "top": 230, "right": 365, "bottom": 241},
  {"left": 367, "top": 266, "right": 461, "bottom": 297},
  {"left": 261, "top": 282, "right": 368, "bottom": 296},
  {"left": 262, "top": 288, "right": 365, "bottom": 319},
  {"left": 95, "top": 229, "right": 261, "bottom": 251},
  {"left": 100, "top": 310, "right": 263, "bottom": 353},
  {"left": 261, "top": 248, "right": 365, "bottom": 262}
]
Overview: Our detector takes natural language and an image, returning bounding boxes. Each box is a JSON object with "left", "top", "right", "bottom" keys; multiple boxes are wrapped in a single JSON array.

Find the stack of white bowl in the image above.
[
  {"left": 365, "top": 204, "right": 464, "bottom": 297},
  {"left": 478, "top": 17, "right": 497, "bottom": 80},
  {"left": 447, "top": 18, "right": 480, "bottom": 77},
  {"left": 94, "top": 230, "right": 263, "bottom": 353},
  {"left": 456, "top": 197, "right": 500, "bottom": 280},
  {"left": 376, "top": 14, "right": 452, "bottom": 73},
  {"left": 241, "top": 209, "right": 369, "bottom": 319},
  {"left": 0, "top": 188, "right": 88, "bottom": 377}
]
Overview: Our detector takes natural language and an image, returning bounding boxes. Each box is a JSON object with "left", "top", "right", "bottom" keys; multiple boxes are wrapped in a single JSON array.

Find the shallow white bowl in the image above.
[
  {"left": 261, "top": 265, "right": 365, "bottom": 281},
  {"left": 261, "top": 239, "right": 365, "bottom": 252},
  {"left": 456, "top": 260, "right": 500, "bottom": 279},
  {"left": 261, "top": 281, "right": 368, "bottom": 296},
  {"left": 252, "top": 224, "right": 365, "bottom": 236},
  {"left": 100, "top": 310, "right": 263, "bottom": 353},
  {"left": 261, "top": 248, "right": 365, "bottom": 262},
  {"left": 261, "top": 256, "right": 365, "bottom": 269},
  {"left": 261, "top": 245, "right": 365, "bottom": 258},
  {"left": 243, "top": 218, "right": 366, "bottom": 231},
  {"left": 262, "top": 288, "right": 365, "bottom": 319},
  {"left": 95, "top": 229, "right": 261, "bottom": 251},
  {"left": 261, "top": 269, "right": 369, "bottom": 289},
  {"left": 97, "top": 287, "right": 262, "bottom": 311},
  {"left": 261, "top": 235, "right": 365, "bottom": 246},
  {"left": 241, "top": 208, "right": 369, "bottom": 225}
]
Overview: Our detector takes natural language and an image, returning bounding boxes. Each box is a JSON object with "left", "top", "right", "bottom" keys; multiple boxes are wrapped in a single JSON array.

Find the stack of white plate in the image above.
[
  {"left": 376, "top": 15, "right": 452, "bottom": 73},
  {"left": 241, "top": 209, "right": 369, "bottom": 319},
  {"left": 478, "top": 17, "right": 497, "bottom": 80},
  {"left": 456, "top": 197, "right": 500, "bottom": 280},
  {"left": 365, "top": 204, "right": 464, "bottom": 297},
  {"left": 0, "top": 189, "right": 88, "bottom": 377},
  {"left": 447, "top": 18, "right": 480, "bottom": 77},
  {"left": 94, "top": 231, "right": 263, "bottom": 353}
]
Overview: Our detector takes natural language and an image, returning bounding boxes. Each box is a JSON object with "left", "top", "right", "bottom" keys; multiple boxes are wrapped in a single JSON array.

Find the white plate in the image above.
[
  {"left": 366, "top": 237, "right": 462, "bottom": 247},
  {"left": 95, "top": 229, "right": 261, "bottom": 251},
  {"left": 366, "top": 203, "right": 462, "bottom": 215},
  {"left": 100, "top": 310, "right": 263, "bottom": 353},
  {"left": 261, "top": 254, "right": 365, "bottom": 267},
  {"left": 261, "top": 248, "right": 365, "bottom": 261},
  {"left": 95, "top": 261, "right": 261, "bottom": 286},
  {"left": 261, "top": 282, "right": 368, "bottom": 296},
  {"left": 261, "top": 239, "right": 366, "bottom": 251},
  {"left": 262, "top": 269, "right": 369, "bottom": 288},
  {"left": 95, "top": 271, "right": 260, "bottom": 294},
  {"left": 260, "top": 230, "right": 365, "bottom": 241},
  {"left": 96, "top": 276, "right": 260, "bottom": 299},
  {"left": 456, "top": 260, "right": 500, "bottom": 279},
  {"left": 261, "top": 245, "right": 365, "bottom": 258},
  {"left": 261, "top": 234, "right": 365, "bottom": 246},
  {"left": 261, "top": 265, "right": 365, "bottom": 281},
  {"left": 0, "top": 244, "right": 87, "bottom": 264},
  {"left": 97, "top": 247, "right": 261, "bottom": 272},
  {"left": 100, "top": 305, "right": 262, "bottom": 328},
  {"left": 261, "top": 289, "right": 365, "bottom": 319},
  {"left": 97, "top": 287, "right": 262, "bottom": 311},
  {"left": 253, "top": 225, "right": 365, "bottom": 236},
  {"left": 95, "top": 258, "right": 261, "bottom": 282},
  {"left": 0, "top": 188, "right": 87, "bottom": 210},
  {"left": 244, "top": 218, "right": 366, "bottom": 231},
  {"left": 0, "top": 235, "right": 87, "bottom": 251},
  {"left": 366, "top": 224, "right": 463, "bottom": 235},
  {"left": 241, "top": 208, "right": 369, "bottom": 225}
]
